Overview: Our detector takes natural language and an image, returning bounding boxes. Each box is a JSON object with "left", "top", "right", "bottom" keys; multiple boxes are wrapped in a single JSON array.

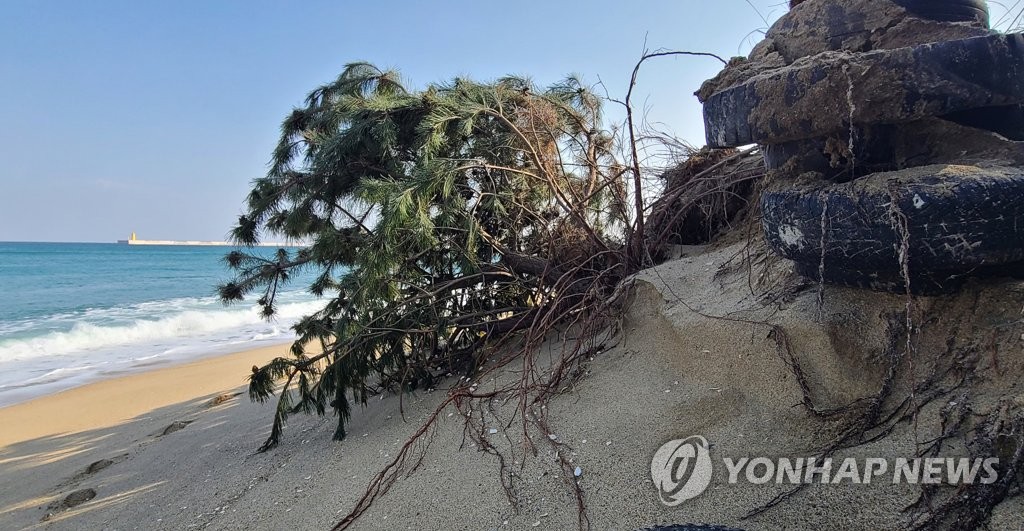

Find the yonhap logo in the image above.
[
  {"left": 650, "top": 434, "right": 1001, "bottom": 507},
  {"left": 651, "top": 435, "right": 714, "bottom": 506}
]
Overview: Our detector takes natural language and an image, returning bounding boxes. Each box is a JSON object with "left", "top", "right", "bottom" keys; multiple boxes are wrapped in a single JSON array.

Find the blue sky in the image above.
[{"left": 0, "top": 1, "right": 1014, "bottom": 242}]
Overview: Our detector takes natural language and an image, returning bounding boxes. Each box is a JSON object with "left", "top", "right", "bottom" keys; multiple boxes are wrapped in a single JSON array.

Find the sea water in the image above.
[{"left": 0, "top": 242, "right": 326, "bottom": 406}]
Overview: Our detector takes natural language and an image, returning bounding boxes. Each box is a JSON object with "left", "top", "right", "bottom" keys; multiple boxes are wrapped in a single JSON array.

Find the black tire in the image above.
[
  {"left": 942, "top": 105, "right": 1024, "bottom": 141},
  {"left": 763, "top": 0, "right": 991, "bottom": 65},
  {"left": 703, "top": 34, "right": 1024, "bottom": 148},
  {"left": 763, "top": 112, "right": 1024, "bottom": 178},
  {"left": 761, "top": 165, "right": 1024, "bottom": 294},
  {"left": 792, "top": 259, "right": 1024, "bottom": 294},
  {"left": 762, "top": 125, "right": 899, "bottom": 180},
  {"left": 892, "top": 0, "right": 989, "bottom": 25}
]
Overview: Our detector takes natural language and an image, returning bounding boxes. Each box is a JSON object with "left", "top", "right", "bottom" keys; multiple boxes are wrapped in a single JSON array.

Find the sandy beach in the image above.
[
  {"left": 0, "top": 345, "right": 286, "bottom": 528},
  {"left": 2, "top": 243, "right": 1023, "bottom": 531},
  {"left": 0, "top": 346, "right": 284, "bottom": 448}
]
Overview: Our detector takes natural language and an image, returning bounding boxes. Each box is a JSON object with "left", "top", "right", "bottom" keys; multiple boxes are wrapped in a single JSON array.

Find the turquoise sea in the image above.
[{"left": 0, "top": 242, "right": 322, "bottom": 406}]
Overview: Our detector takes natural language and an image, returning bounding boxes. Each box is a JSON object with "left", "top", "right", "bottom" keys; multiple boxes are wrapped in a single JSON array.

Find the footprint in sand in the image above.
[
  {"left": 85, "top": 458, "right": 114, "bottom": 474},
  {"left": 53, "top": 453, "right": 129, "bottom": 492},
  {"left": 149, "top": 390, "right": 241, "bottom": 439},
  {"left": 41, "top": 488, "right": 97, "bottom": 521},
  {"left": 43, "top": 393, "right": 234, "bottom": 521},
  {"left": 157, "top": 419, "right": 195, "bottom": 437},
  {"left": 59, "top": 488, "right": 96, "bottom": 509},
  {"left": 150, "top": 391, "right": 239, "bottom": 438},
  {"left": 206, "top": 391, "right": 241, "bottom": 408}
]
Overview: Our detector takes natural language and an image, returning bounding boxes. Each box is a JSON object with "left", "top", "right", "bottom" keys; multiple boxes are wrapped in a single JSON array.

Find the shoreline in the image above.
[
  {"left": 0, "top": 343, "right": 287, "bottom": 448},
  {"left": 0, "top": 338, "right": 296, "bottom": 410}
]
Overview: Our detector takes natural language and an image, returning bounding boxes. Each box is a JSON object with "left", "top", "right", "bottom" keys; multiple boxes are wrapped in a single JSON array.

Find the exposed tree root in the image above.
[
  {"left": 330, "top": 257, "right": 619, "bottom": 530},
  {"left": 742, "top": 286, "right": 1024, "bottom": 529}
]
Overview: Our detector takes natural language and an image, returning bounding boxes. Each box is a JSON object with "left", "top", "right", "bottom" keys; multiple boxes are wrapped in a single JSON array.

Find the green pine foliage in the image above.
[{"left": 220, "top": 63, "right": 630, "bottom": 450}]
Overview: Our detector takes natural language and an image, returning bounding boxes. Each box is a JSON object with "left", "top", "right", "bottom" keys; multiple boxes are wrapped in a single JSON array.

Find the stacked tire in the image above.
[
  {"left": 697, "top": 0, "right": 1024, "bottom": 294},
  {"left": 892, "top": 0, "right": 989, "bottom": 24}
]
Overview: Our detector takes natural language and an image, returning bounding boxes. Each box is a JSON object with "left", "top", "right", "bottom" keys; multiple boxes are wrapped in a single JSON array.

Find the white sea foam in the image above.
[
  {"left": 0, "top": 296, "right": 323, "bottom": 363},
  {"left": 0, "top": 291, "right": 327, "bottom": 406}
]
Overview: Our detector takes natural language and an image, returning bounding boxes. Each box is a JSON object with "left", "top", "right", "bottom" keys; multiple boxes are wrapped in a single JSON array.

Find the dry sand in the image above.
[
  {"left": 2, "top": 242, "right": 1022, "bottom": 530},
  {"left": 0, "top": 346, "right": 282, "bottom": 448}
]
